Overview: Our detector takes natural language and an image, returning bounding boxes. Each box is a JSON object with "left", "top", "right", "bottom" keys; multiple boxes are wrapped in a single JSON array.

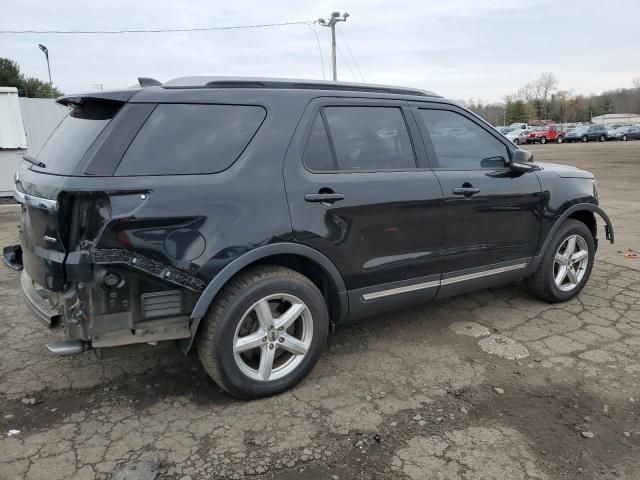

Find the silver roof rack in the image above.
[{"left": 162, "top": 76, "right": 439, "bottom": 97}]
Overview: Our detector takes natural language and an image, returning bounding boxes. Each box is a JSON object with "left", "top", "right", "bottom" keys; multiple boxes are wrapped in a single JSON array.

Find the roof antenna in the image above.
[{"left": 138, "top": 77, "right": 162, "bottom": 87}]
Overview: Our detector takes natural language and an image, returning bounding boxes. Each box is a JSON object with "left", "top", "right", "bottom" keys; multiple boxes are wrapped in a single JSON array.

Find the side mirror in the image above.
[{"left": 508, "top": 149, "right": 538, "bottom": 172}]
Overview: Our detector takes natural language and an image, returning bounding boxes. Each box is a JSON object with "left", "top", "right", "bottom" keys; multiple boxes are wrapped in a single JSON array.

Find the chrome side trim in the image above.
[
  {"left": 13, "top": 189, "right": 58, "bottom": 211},
  {"left": 362, "top": 280, "right": 440, "bottom": 300},
  {"left": 440, "top": 263, "right": 527, "bottom": 286},
  {"left": 362, "top": 262, "right": 528, "bottom": 301}
]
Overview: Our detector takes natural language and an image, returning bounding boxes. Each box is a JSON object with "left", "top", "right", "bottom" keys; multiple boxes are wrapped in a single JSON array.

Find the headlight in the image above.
[{"left": 592, "top": 180, "right": 599, "bottom": 201}]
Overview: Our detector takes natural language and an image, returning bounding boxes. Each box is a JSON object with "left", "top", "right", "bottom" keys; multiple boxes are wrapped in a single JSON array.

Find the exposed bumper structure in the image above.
[{"left": 21, "top": 270, "right": 61, "bottom": 328}]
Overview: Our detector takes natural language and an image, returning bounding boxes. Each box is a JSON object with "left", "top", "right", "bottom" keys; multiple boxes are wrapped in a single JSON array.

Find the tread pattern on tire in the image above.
[{"left": 196, "top": 265, "right": 317, "bottom": 395}]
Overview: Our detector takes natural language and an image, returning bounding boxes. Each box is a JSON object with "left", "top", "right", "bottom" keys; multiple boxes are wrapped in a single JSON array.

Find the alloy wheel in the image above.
[
  {"left": 233, "top": 293, "right": 313, "bottom": 382},
  {"left": 553, "top": 234, "right": 589, "bottom": 292}
]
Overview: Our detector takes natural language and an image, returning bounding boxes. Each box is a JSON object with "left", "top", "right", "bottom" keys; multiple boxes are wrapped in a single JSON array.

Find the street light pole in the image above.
[
  {"left": 37, "top": 43, "right": 53, "bottom": 98},
  {"left": 317, "top": 12, "right": 349, "bottom": 81}
]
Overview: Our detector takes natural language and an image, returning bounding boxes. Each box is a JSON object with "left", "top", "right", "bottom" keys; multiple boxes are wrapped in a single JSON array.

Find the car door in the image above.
[
  {"left": 411, "top": 103, "right": 542, "bottom": 296},
  {"left": 283, "top": 98, "right": 444, "bottom": 314}
]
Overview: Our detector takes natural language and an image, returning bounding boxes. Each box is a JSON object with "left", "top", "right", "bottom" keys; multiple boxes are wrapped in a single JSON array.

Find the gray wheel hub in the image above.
[
  {"left": 233, "top": 293, "right": 313, "bottom": 382},
  {"left": 553, "top": 234, "right": 589, "bottom": 292}
]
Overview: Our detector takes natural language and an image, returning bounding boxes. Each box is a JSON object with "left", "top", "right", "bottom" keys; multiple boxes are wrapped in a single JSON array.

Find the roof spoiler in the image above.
[
  {"left": 57, "top": 89, "right": 139, "bottom": 107},
  {"left": 138, "top": 77, "right": 162, "bottom": 87}
]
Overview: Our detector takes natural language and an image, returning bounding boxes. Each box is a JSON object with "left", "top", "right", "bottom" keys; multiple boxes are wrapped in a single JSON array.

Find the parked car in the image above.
[
  {"left": 565, "top": 127, "right": 587, "bottom": 143},
  {"left": 615, "top": 125, "right": 640, "bottom": 141},
  {"left": 526, "top": 124, "right": 566, "bottom": 144},
  {"left": 8, "top": 77, "right": 614, "bottom": 399},
  {"left": 504, "top": 129, "right": 532, "bottom": 145},
  {"left": 565, "top": 125, "right": 607, "bottom": 143},
  {"left": 507, "top": 122, "right": 531, "bottom": 131},
  {"left": 606, "top": 126, "right": 619, "bottom": 140}
]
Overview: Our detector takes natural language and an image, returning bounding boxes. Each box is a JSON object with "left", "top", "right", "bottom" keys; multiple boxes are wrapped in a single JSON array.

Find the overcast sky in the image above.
[{"left": 1, "top": 0, "right": 638, "bottom": 102}]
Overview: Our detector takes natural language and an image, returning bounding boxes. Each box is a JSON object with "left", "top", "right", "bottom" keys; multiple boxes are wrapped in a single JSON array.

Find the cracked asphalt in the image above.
[{"left": 1, "top": 141, "right": 639, "bottom": 479}]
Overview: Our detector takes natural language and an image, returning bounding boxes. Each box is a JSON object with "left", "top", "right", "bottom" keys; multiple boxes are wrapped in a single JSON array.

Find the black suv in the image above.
[{"left": 9, "top": 77, "right": 614, "bottom": 399}]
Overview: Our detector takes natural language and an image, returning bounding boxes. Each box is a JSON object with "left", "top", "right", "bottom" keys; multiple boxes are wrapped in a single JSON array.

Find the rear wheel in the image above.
[
  {"left": 197, "top": 265, "right": 329, "bottom": 399},
  {"left": 582, "top": 135, "right": 588, "bottom": 143},
  {"left": 513, "top": 138, "right": 519, "bottom": 145},
  {"left": 556, "top": 136, "right": 564, "bottom": 144},
  {"left": 622, "top": 134, "right": 628, "bottom": 141},
  {"left": 525, "top": 219, "right": 595, "bottom": 303},
  {"left": 599, "top": 134, "right": 606, "bottom": 142}
]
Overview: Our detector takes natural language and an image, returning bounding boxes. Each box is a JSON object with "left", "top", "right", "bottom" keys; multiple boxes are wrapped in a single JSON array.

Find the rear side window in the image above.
[
  {"left": 32, "top": 100, "right": 122, "bottom": 175},
  {"left": 303, "top": 106, "right": 416, "bottom": 172},
  {"left": 303, "top": 114, "right": 336, "bottom": 171},
  {"left": 115, "top": 104, "right": 266, "bottom": 176}
]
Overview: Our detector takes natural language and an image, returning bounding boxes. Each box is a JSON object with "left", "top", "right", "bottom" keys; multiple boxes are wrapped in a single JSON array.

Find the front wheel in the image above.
[
  {"left": 540, "top": 136, "right": 547, "bottom": 144},
  {"left": 582, "top": 135, "right": 588, "bottom": 143},
  {"left": 525, "top": 219, "right": 595, "bottom": 303},
  {"left": 599, "top": 134, "right": 606, "bottom": 142},
  {"left": 622, "top": 134, "right": 628, "bottom": 141},
  {"left": 197, "top": 265, "right": 329, "bottom": 399},
  {"left": 513, "top": 138, "right": 519, "bottom": 145}
]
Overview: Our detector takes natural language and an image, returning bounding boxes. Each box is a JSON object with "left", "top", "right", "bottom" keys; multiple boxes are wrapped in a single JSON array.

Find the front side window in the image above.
[
  {"left": 419, "top": 109, "right": 509, "bottom": 169},
  {"left": 304, "top": 106, "right": 416, "bottom": 171},
  {"left": 116, "top": 104, "right": 265, "bottom": 176}
]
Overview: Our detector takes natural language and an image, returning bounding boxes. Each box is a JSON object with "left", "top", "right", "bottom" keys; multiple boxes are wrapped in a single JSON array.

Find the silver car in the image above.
[{"left": 505, "top": 129, "right": 532, "bottom": 145}]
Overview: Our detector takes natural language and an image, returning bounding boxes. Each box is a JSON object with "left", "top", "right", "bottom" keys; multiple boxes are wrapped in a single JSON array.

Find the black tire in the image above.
[
  {"left": 556, "top": 136, "right": 563, "bottom": 144},
  {"left": 513, "top": 138, "right": 519, "bottom": 145},
  {"left": 525, "top": 219, "right": 595, "bottom": 303},
  {"left": 622, "top": 134, "right": 627, "bottom": 141},
  {"left": 599, "top": 134, "right": 606, "bottom": 142},
  {"left": 197, "top": 265, "right": 329, "bottom": 399},
  {"left": 582, "top": 135, "right": 588, "bottom": 143},
  {"left": 540, "top": 136, "right": 547, "bottom": 144}
]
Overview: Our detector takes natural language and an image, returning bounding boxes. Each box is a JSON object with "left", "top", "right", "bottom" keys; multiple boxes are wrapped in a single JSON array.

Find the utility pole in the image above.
[
  {"left": 317, "top": 12, "right": 349, "bottom": 81},
  {"left": 37, "top": 44, "right": 53, "bottom": 98}
]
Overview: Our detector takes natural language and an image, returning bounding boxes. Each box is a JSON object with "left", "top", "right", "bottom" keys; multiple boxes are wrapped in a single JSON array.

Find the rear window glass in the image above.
[
  {"left": 115, "top": 104, "right": 266, "bottom": 176},
  {"left": 32, "top": 100, "right": 121, "bottom": 175}
]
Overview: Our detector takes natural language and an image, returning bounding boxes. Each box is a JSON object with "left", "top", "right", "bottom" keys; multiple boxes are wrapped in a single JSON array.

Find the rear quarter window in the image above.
[
  {"left": 115, "top": 104, "right": 266, "bottom": 176},
  {"left": 32, "top": 100, "right": 122, "bottom": 175}
]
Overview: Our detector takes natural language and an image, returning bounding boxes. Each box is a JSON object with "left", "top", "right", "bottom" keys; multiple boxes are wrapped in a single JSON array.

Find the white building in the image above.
[
  {"left": 591, "top": 113, "right": 640, "bottom": 125},
  {"left": 0, "top": 87, "right": 67, "bottom": 196}
]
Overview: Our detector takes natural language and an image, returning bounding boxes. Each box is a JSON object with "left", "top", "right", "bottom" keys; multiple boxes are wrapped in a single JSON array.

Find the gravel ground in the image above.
[{"left": 1, "top": 141, "right": 639, "bottom": 480}]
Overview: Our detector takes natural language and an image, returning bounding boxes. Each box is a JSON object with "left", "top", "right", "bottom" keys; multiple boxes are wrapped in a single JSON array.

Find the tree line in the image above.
[
  {"left": 0, "top": 57, "right": 63, "bottom": 98},
  {"left": 461, "top": 73, "right": 640, "bottom": 126}
]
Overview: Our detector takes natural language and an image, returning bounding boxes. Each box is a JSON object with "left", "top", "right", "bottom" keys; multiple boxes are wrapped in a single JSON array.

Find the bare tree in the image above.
[{"left": 538, "top": 72, "right": 558, "bottom": 118}]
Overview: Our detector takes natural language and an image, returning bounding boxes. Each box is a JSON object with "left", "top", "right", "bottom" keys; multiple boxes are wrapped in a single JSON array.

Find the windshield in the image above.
[{"left": 31, "top": 100, "right": 122, "bottom": 175}]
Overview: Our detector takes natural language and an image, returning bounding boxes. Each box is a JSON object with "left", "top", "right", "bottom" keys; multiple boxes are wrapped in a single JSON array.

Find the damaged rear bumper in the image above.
[
  {"left": 21, "top": 270, "right": 62, "bottom": 328},
  {"left": 18, "top": 247, "right": 201, "bottom": 356}
]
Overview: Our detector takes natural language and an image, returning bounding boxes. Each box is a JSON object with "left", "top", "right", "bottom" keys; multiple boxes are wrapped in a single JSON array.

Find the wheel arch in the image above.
[
  {"left": 529, "top": 203, "right": 614, "bottom": 273},
  {"left": 182, "top": 243, "right": 348, "bottom": 352}
]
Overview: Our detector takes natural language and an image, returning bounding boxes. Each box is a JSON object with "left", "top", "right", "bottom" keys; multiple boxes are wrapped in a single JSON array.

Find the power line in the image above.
[
  {"left": 307, "top": 24, "right": 326, "bottom": 80},
  {"left": 336, "top": 45, "right": 358, "bottom": 83},
  {"left": 337, "top": 24, "right": 365, "bottom": 82},
  {"left": 0, "top": 20, "right": 315, "bottom": 35}
]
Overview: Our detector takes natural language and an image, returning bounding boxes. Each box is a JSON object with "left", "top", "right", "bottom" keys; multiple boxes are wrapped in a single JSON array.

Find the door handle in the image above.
[
  {"left": 452, "top": 187, "right": 480, "bottom": 196},
  {"left": 304, "top": 193, "right": 345, "bottom": 203}
]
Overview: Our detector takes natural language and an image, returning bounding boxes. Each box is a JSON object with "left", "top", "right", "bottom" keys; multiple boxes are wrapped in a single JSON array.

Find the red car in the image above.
[{"left": 526, "top": 125, "right": 565, "bottom": 144}]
